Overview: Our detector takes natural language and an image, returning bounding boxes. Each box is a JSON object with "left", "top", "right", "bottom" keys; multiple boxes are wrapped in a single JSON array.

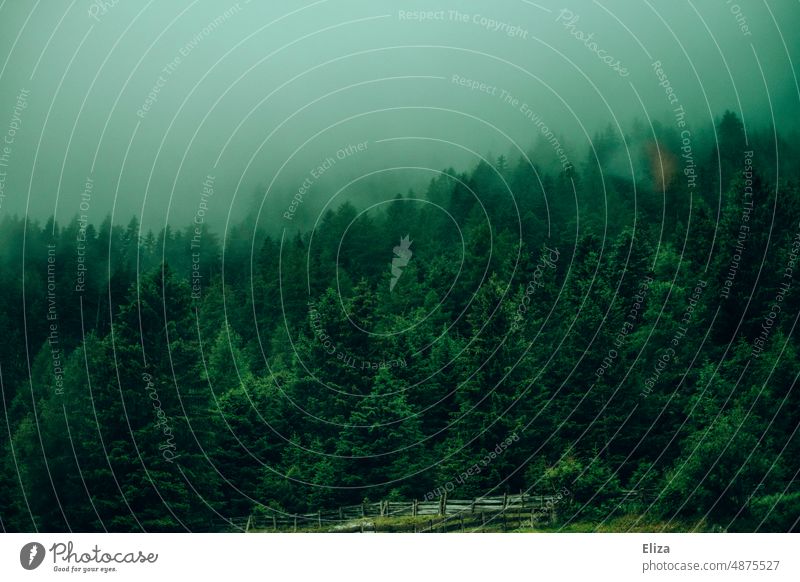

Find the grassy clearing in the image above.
[
  {"left": 250, "top": 513, "right": 708, "bottom": 533},
  {"left": 516, "top": 514, "right": 712, "bottom": 533}
]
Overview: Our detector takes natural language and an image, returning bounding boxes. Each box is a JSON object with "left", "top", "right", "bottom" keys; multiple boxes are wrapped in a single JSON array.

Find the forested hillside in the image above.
[{"left": 1, "top": 112, "right": 799, "bottom": 532}]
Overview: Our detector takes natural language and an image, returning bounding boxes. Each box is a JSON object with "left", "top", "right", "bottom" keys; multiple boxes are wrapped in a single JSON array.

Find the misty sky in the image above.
[{"left": 0, "top": 0, "right": 797, "bottom": 232}]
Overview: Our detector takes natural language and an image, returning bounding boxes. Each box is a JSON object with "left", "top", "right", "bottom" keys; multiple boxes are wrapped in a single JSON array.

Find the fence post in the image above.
[
  {"left": 293, "top": 516, "right": 297, "bottom": 532},
  {"left": 361, "top": 502, "right": 365, "bottom": 518},
  {"left": 245, "top": 515, "right": 251, "bottom": 533},
  {"left": 440, "top": 490, "right": 448, "bottom": 516},
  {"left": 413, "top": 499, "right": 418, "bottom": 517},
  {"left": 318, "top": 510, "right": 322, "bottom": 528},
  {"left": 339, "top": 507, "right": 343, "bottom": 521}
]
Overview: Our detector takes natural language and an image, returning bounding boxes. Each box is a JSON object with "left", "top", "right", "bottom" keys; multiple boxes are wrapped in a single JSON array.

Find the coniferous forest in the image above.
[{"left": 1, "top": 110, "right": 799, "bottom": 532}]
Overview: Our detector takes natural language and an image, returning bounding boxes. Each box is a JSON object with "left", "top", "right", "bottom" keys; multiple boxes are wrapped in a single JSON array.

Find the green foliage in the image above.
[{"left": 1, "top": 112, "right": 798, "bottom": 531}]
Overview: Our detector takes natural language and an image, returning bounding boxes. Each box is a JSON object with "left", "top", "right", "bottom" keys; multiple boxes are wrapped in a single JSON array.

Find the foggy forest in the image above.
[{"left": 0, "top": 1, "right": 799, "bottom": 534}]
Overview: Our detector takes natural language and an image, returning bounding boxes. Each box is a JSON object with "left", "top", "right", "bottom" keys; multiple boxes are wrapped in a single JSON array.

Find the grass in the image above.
[
  {"left": 250, "top": 512, "right": 709, "bottom": 533},
  {"left": 517, "top": 514, "right": 712, "bottom": 533}
]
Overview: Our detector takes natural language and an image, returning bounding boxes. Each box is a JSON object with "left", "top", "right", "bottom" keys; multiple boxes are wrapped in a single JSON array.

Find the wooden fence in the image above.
[
  {"left": 209, "top": 489, "right": 644, "bottom": 532},
  {"left": 210, "top": 491, "right": 593, "bottom": 532}
]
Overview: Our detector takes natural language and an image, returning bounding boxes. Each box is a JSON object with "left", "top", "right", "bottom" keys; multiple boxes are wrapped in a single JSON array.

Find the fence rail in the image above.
[{"left": 208, "top": 489, "right": 643, "bottom": 532}]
